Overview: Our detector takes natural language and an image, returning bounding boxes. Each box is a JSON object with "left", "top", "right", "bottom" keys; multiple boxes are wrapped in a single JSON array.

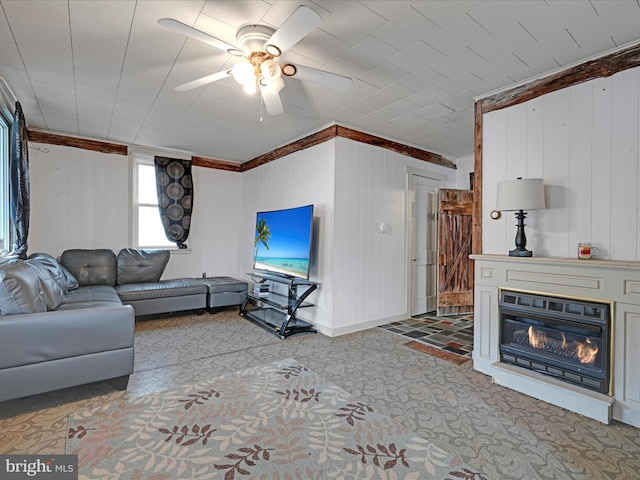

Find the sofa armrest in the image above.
[{"left": 0, "top": 305, "right": 135, "bottom": 369}]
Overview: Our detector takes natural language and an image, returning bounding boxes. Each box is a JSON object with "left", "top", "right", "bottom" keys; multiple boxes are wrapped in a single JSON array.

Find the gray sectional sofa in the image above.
[{"left": 0, "top": 248, "right": 248, "bottom": 403}]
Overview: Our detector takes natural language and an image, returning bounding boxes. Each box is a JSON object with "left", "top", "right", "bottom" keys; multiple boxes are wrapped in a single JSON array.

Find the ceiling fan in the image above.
[{"left": 158, "top": 5, "right": 352, "bottom": 116}]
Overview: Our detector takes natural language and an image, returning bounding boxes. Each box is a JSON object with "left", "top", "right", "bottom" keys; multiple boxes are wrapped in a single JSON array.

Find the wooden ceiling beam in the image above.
[
  {"left": 191, "top": 156, "right": 242, "bottom": 172},
  {"left": 241, "top": 124, "right": 454, "bottom": 171},
  {"left": 478, "top": 42, "right": 640, "bottom": 115},
  {"left": 27, "top": 124, "right": 453, "bottom": 172},
  {"left": 28, "top": 130, "right": 128, "bottom": 155},
  {"left": 241, "top": 125, "right": 338, "bottom": 172},
  {"left": 335, "top": 125, "right": 455, "bottom": 169}
]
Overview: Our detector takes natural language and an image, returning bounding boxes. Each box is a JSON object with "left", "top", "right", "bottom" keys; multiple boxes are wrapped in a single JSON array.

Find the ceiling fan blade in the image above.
[
  {"left": 260, "top": 86, "right": 284, "bottom": 116},
  {"left": 158, "top": 18, "right": 243, "bottom": 56},
  {"left": 175, "top": 70, "right": 232, "bottom": 92},
  {"left": 282, "top": 64, "right": 352, "bottom": 92},
  {"left": 264, "top": 6, "right": 321, "bottom": 57}
]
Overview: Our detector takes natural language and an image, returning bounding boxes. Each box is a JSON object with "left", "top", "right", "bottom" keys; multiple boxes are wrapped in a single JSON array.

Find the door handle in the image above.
[{"left": 412, "top": 256, "right": 419, "bottom": 262}]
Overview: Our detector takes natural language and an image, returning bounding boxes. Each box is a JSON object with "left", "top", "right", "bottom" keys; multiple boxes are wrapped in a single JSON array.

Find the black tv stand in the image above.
[{"left": 240, "top": 272, "right": 318, "bottom": 339}]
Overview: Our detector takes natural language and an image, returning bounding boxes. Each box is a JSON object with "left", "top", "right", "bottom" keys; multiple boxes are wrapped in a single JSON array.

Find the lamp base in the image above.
[{"left": 509, "top": 248, "right": 533, "bottom": 257}]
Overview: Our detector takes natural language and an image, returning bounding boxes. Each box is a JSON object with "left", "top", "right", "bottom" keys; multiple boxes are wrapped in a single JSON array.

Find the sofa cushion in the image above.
[
  {"left": 60, "top": 249, "right": 116, "bottom": 286},
  {"left": 28, "top": 252, "right": 78, "bottom": 292},
  {"left": 116, "top": 278, "right": 207, "bottom": 302},
  {"left": 0, "top": 261, "right": 47, "bottom": 315},
  {"left": 117, "top": 248, "right": 170, "bottom": 285},
  {"left": 57, "top": 285, "right": 122, "bottom": 310},
  {"left": 24, "top": 260, "right": 65, "bottom": 310},
  {"left": 0, "top": 305, "right": 134, "bottom": 369}
]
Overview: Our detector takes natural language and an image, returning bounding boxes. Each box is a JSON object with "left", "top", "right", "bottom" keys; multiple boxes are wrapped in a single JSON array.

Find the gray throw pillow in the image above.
[
  {"left": 28, "top": 252, "right": 79, "bottom": 292},
  {"left": 0, "top": 261, "right": 47, "bottom": 315},
  {"left": 117, "top": 249, "right": 170, "bottom": 285},
  {"left": 25, "top": 259, "right": 65, "bottom": 310}
]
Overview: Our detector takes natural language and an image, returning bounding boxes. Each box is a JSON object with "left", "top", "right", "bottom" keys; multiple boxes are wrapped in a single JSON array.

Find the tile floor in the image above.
[{"left": 379, "top": 313, "right": 474, "bottom": 358}]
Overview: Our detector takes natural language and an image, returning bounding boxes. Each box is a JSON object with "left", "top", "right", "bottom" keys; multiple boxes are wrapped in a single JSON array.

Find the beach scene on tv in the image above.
[{"left": 254, "top": 205, "right": 313, "bottom": 279}]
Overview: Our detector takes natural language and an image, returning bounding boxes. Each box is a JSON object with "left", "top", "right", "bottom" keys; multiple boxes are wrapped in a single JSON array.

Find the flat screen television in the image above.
[{"left": 253, "top": 204, "right": 314, "bottom": 280}]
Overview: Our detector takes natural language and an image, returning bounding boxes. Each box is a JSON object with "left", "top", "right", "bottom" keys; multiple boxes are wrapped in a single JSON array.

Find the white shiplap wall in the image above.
[
  {"left": 242, "top": 137, "right": 457, "bottom": 336},
  {"left": 331, "top": 137, "right": 456, "bottom": 334},
  {"left": 163, "top": 165, "right": 243, "bottom": 280},
  {"left": 28, "top": 144, "right": 243, "bottom": 280},
  {"left": 29, "top": 144, "right": 130, "bottom": 256},
  {"left": 241, "top": 140, "right": 336, "bottom": 333},
  {"left": 482, "top": 66, "right": 640, "bottom": 261}
]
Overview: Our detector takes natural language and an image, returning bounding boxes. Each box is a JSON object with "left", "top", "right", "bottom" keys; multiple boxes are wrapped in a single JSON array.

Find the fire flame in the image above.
[
  {"left": 528, "top": 326, "right": 547, "bottom": 349},
  {"left": 527, "top": 326, "right": 598, "bottom": 364},
  {"left": 577, "top": 338, "right": 598, "bottom": 363}
]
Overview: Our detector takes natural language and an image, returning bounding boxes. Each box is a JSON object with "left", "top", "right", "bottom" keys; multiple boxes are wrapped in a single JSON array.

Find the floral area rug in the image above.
[{"left": 67, "top": 358, "right": 487, "bottom": 479}]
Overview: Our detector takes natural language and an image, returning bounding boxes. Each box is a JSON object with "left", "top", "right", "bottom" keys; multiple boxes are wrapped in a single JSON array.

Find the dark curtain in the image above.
[
  {"left": 9, "top": 101, "right": 30, "bottom": 259},
  {"left": 154, "top": 156, "right": 193, "bottom": 249}
]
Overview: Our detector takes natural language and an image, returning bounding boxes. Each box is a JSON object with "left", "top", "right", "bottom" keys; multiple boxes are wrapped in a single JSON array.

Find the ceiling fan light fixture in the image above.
[
  {"left": 243, "top": 80, "right": 257, "bottom": 95},
  {"left": 162, "top": 6, "right": 353, "bottom": 101},
  {"left": 227, "top": 48, "right": 245, "bottom": 57},
  {"left": 281, "top": 64, "right": 297, "bottom": 77},
  {"left": 232, "top": 61, "right": 254, "bottom": 85},
  {"left": 260, "top": 59, "right": 281, "bottom": 80},
  {"left": 264, "top": 44, "right": 281, "bottom": 57}
]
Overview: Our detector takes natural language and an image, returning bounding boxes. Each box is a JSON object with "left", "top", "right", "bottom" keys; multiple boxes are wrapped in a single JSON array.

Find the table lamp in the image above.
[{"left": 496, "top": 177, "right": 545, "bottom": 257}]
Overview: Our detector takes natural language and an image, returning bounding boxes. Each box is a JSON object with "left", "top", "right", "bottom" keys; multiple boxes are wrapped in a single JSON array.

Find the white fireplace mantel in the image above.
[{"left": 471, "top": 254, "right": 640, "bottom": 426}]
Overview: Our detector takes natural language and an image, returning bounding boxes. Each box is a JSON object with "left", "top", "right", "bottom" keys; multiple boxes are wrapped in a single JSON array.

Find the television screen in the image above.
[{"left": 253, "top": 204, "right": 314, "bottom": 279}]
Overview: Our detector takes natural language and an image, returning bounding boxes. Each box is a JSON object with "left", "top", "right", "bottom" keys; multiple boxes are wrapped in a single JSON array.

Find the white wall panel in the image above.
[
  {"left": 591, "top": 76, "right": 613, "bottom": 256},
  {"left": 525, "top": 97, "right": 545, "bottom": 255},
  {"left": 241, "top": 141, "right": 335, "bottom": 332},
  {"left": 28, "top": 144, "right": 243, "bottom": 281},
  {"left": 611, "top": 68, "right": 639, "bottom": 261},
  {"left": 526, "top": 97, "right": 544, "bottom": 176},
  {"left": 482, "top": 109, "right": 508, "bottom": 255},
  {"left": 332, "top": 137, "right": 455, "bottom": 333},
  {"left": 454, "top": 153, "right": 474, "bottom": 189},
  {"left": 568, "top": 82, "right": 593, "bottom": 255},
  {"left": 242, "top": 136, "right": 455, "bottom": 335},
  {"left": 162, "top": 166, "right": 243, "bottom": 281},
  {"left": 506, "top": 102, "right": 528, "bottom": 176},
  {"left": 29, "top": 144, "right": 129, "bottom": 257},
  {"left": 542, "top": 89, "right": 571, "bottom": 258},
  {"left": 483, "top": 64, "right": 640, "bottom": 261}
]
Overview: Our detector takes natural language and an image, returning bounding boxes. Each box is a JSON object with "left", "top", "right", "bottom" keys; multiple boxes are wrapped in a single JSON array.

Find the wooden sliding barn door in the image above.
[{"left": 437, "top": 189, "right": 474, "bottom": 316}]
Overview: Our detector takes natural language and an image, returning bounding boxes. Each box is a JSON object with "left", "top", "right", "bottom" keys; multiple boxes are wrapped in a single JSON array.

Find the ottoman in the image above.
[{"left": 199, "top": 277, "right": 249, "bottom": 310}]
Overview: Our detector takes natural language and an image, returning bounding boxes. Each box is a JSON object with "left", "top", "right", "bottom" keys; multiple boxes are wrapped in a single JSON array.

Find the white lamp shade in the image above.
[
  {"left": 243, "top": 80, "right": 257, "bottom": 95},
  {"left": 261, "top": 59, "right": 281, "bottom": 80},
  {"left": 496, "top": 178, "right": 545, "bottom": 211},
  {"left": 232, "top": 62, "right": 254, "bottom": 85}
]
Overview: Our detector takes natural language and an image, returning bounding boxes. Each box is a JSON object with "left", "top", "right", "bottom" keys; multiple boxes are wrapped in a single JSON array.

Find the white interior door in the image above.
[{"left": 410, "top": 175, "right": 438, "bottom": 316}]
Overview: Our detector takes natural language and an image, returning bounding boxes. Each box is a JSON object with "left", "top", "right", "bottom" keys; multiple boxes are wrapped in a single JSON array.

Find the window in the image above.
[
  {"left": 0, "top": 100, "right": 11, "bottom": 256},
  {"left": 132, "top": 154, "right": 179, "bottom": 249}
]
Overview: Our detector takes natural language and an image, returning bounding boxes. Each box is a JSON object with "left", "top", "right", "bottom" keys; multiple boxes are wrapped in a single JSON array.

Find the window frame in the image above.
[
  {"left": 0, "top": 97, "right": 12, "bottom": 257},
  {"left": 131, "top": 152, "right": 189, "bottom": 251}
]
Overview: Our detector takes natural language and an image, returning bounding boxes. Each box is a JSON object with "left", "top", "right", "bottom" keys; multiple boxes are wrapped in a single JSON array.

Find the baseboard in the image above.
[{"left": 316, "top": 313, "right": 409, "bottom": 337}]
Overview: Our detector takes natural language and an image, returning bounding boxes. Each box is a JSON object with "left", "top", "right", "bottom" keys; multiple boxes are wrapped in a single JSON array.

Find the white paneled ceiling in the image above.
[{"left": 0, "top": 0, "right": 639, "bottom": 163}]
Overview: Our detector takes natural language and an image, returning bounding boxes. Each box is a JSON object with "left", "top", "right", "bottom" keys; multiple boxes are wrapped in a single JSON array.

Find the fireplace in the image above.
[{"left": 499, "top": 289, "right": 611, "bottom": 395}]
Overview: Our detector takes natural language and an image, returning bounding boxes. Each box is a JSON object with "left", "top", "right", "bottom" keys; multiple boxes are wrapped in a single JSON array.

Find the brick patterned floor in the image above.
[{"left": 378, "top": 313, "right": 473, "bottom": 358}]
